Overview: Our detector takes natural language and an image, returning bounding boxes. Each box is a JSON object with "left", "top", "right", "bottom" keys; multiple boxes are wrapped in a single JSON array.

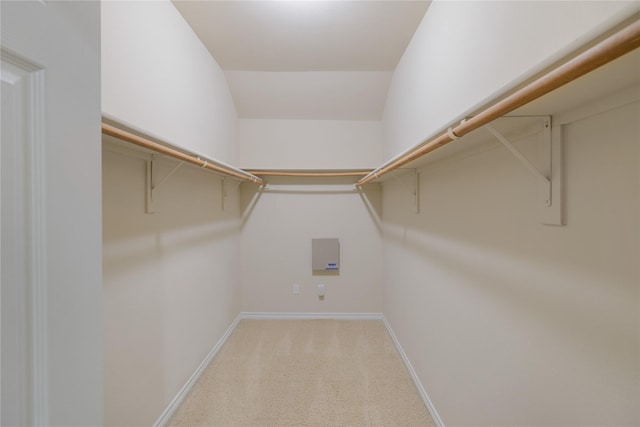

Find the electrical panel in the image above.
[{"left": 312, "top": 238, "right": 340, "bottom": 271}]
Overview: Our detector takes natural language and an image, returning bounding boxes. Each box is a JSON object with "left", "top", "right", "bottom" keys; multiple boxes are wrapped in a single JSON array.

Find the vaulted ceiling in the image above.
[{"left": 172, "top": 0, "right": 431, "bottom": 120}]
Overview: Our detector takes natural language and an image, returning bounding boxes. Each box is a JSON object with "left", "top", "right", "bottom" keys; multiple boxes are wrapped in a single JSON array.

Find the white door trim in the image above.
[{"left": 1, "top": 48, "right": 49, "bottom": 426}]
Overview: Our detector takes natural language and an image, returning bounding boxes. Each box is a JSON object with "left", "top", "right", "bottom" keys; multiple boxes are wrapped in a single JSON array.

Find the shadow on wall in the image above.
[
  {"left": 380, "top": 125, "right": 638, "bottom": 397},
  {"left": 239, "top": 177, "right": 383, "bottom": 231},
  {"left": 103, "top": 220, "right": 241, "bottom": 280},
  {"left": 239, "top": 182, "right": 264, "bottom": 228},
  {"left": 383, "top": 223, "right": 635, "bottom": 357},
  {"left": 103, "top": 147, "right": 242, "bottom": 276},
  {"left": 357, "top": 184, "right": 383, "bottom": 233}
]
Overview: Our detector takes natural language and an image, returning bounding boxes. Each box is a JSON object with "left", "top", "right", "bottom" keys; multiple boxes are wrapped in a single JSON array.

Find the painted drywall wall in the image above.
[
  {"left": 240, "top": 179, "right": 383, "bottom": 313},
  {"left": 382, "top": 100, "right": 640, "bottom": 425},
  {"left": 383, "top": 0, "right": 639, "bottom": 159},
  {"left": 101, "top": 2, "right": 245, "bottom": 424},
  {"left": 103, "top": 144, "right": 243, "bottom": 426},
  {"left": 228, "top": 72, "right": 392, "bottom": 120},
  {"left": 1, "top": 2, "right": 103, "bottom": 425},
  {"left": 380, "top": 4, "right": 640, "bottom": 423},
  {"left": 238, "top": 119, "right": 383, "bottom": 169},
  {"left": 101, "top": 0, "right": 238, "bottom": 163}
]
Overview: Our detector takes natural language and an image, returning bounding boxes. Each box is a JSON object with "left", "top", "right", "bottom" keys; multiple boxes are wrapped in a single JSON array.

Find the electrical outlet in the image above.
[{"left": 292, "top": 283, "right": 300, "bottom": 295}]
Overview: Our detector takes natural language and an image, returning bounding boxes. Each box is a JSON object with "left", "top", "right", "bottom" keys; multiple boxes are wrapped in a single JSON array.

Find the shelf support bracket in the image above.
[
  {"left": 145, "top": 156, "right": 184, "bottom": 214},
  {"left": 221, "top": 177, "right": 243, "bottom": 212},
  {"left": 414, "top": 170, "right": 420, "bottom": 214},
  {"left": 485, "top": 116, "right": 562, "bottom": 225},
  {"left": 390, "top": 169, "right": 420, "bottom": 214},
  {"left": 145, "top": 159, "right": 155, "bottom": 214},
  {"left": 221, "top": 177, "right": 226, "bottom": 211},
  {"left": 486, "top": 123, "right": 550, "bottom": 191}
]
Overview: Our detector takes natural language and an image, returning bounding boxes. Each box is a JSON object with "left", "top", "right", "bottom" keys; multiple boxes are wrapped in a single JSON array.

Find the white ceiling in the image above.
[{"left": 172, "top": 0, "right": 431, "bottom": 120}]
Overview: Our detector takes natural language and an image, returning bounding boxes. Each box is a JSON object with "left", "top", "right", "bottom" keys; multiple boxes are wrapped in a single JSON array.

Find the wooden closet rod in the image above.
[
  {"left": 357, "top": 18, "right": 640, "bottom": 187},
  {"left": 102, "top": 123, "right": 265, "bottom": 186},
  {"left": 246, "top": 170, "right": 372, "bottom": 178}
]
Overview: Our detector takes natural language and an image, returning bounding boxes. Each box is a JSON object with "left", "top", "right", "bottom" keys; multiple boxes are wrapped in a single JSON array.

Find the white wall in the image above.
[
  {"left": 227, "top": 72, "right": 392, "bottom": 120},
  {"left": 101, "top": 0, "right": 238, "bottom": 163},
  {"left": 103, "top": 144, "right": 243, "bottom": 426},
  {"left": 101, "top": 1, "right": 244, "bottom": 424},
  {"left": 383, "top": 0, "right": 639, "bottom": 159},
  {"left": 381, "top": 2, "right": 639, "bottom": 425},
  {"left": 1, "top": 1, "right": 102, "bottom": 425},
  {"left": 240, "top": 180, "right": 383, "bottom": 313},
  {"left": 238, "top": 119, "right": 382, "bottom": 169},
  {"left": 238, "top": 118, "right": 384, "bottom": 313},
  {"left": 382, "top": 100, "right": 639, "bottom": 426}
]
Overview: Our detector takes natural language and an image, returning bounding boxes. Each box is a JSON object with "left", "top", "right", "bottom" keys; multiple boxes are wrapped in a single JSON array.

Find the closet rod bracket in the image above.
[
  {"left": 390, "top": 169, "right": 420, "bottom": 214},
  {"left": 145, "top": 156, "right": 185, "bottom": 214},
  {"left": 485, "top": 123, "right": 550, "bottom": 187},
  {"left": 485, "top": 116, "right": 561, "bottom": 225},
  {"left": 221, "top": 177, "right": 244, "bottom": 211}
]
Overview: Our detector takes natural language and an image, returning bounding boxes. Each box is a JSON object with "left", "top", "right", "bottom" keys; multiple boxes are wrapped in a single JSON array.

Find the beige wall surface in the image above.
[
  {"left": 239, "top": 119, "right": 382, "bottom": 170},
  {"left": 382, "top": 101, "right": 640, "bottom": 425},
  {"left": 383, "top": 0, "right": 639, "bottom": 159},
  {"left": 240, "top": 179, "right": 383, "bottom": 313},
  {"left": 101, "top": 2, "right": 244, "bottom": 424},
  {"left": 101, "top": 0, "right": 238, "bottom": 163},
  {"left": 102, "top": 146, "right": 243, "bottom": 426}
]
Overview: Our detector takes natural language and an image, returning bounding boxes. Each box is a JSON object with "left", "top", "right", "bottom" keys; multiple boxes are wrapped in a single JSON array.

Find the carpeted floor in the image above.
[{"left": 169, "top": 319, "right": 435, "bottom": 426}]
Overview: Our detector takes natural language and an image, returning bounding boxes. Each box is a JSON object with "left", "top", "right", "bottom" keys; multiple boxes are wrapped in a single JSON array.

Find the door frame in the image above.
[{"left": 1, "top": 48, "right": 49, "bottom": 426}]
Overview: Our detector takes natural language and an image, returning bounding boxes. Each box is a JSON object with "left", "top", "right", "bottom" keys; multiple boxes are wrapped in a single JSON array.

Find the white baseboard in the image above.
[
  {"left": 382, "top": 316, "right": 445, "bottom": 427},
  {"left": 240, "top": 312, "right": 384, "bottom": 320},
  {"left": 153, "top": 314, "right": 242, "bottom": 427}
]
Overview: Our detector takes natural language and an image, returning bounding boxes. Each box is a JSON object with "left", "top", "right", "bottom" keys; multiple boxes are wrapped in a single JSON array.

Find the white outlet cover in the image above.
[{"left": 293, "top": 283, "right": 300, "bottom": 295}]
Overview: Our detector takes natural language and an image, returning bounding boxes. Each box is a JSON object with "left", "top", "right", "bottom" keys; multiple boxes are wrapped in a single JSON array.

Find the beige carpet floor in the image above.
[{"left": 169, "top": 319, "right": 435, "bottom": 426}]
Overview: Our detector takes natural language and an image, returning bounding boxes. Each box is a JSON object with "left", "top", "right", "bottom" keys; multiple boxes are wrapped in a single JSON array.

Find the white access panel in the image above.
[{"left": 312, "top": 238, "right": 340, "bottom": 271}]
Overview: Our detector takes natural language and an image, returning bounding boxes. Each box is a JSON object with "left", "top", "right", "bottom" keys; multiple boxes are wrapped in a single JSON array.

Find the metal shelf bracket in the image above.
[
  {"left": 221, "top": 177, "right": 243, "bottom": 212},
  {"left": 390, "top": 169, "right": 420, "bottom": 214},
  {"left": 485, "top": 116, "right": 562, "bottom": 225},
  {"left": 145, "top": 156, "right": 184, "bottom": 214}
]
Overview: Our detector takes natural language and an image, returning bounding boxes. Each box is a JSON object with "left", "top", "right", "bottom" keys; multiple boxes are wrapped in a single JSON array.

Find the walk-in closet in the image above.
[{"left": 2, "top": 1, "right": 639, "bottom": 426}]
